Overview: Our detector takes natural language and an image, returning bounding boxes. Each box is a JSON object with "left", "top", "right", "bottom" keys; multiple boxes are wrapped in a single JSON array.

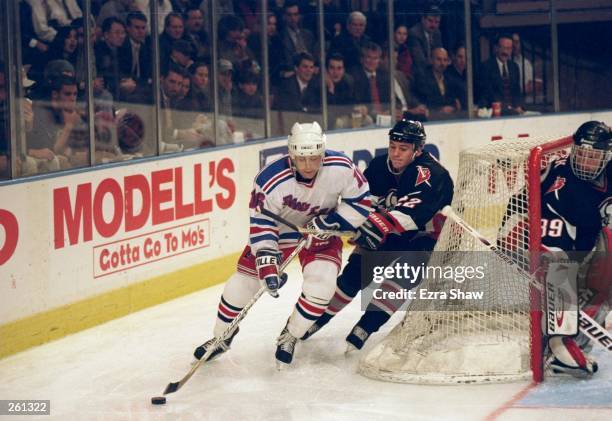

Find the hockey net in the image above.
[{"left": 359, "top": 135, "right": 573, "bottom": 384}]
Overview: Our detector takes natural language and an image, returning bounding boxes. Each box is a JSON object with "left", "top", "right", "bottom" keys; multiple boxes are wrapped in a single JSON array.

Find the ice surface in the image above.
[{"left": 0, "top": 259, "right": 610, "bottom": 420}]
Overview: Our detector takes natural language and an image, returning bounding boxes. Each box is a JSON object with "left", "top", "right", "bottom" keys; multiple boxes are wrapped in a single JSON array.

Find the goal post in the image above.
[{"left": 359, "top": 136, "right": 573, "bottom": 384}]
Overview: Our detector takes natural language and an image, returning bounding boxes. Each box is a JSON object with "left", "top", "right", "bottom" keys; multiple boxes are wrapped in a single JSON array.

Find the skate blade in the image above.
[
  {"left": 276, "top": 360, "right": 291, "bottom": 371},
  {"left": 548, "top": 366, "right": 593, "bottom": 379},
  {"left": 345, "top": 343, "right": 358, "bottom": 354}
]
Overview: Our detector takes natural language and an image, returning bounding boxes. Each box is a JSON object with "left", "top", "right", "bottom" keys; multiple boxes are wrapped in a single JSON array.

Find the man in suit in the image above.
[
  {"left": 273, "top": 52, "right": 320, "bottom": 113},
  {"left": 95, "top": 17, "right": 137, "bottom": 103},
  {"left": 478, "top": 34, "right": 524, "bottom": 115},
  {"left": 119, "top": 11, "right": 152, "bottom": 102},
  {"left": 324, "top": 53, "right": 358, "bottom": 128},
  {"left": 350, "top": 42, "right": 390, "bottom": 122},
  {"left": 413, "top": 47, "right": 463, "bottom": 120},
  {"left": 329, "top": 11, "right": 371, "bottom": 72},
  {"left": 279, "top": 1, "right": 316, "bottom": 73},
  {"left": 408, "top": 4, "right": 443, "bottom": 72}
]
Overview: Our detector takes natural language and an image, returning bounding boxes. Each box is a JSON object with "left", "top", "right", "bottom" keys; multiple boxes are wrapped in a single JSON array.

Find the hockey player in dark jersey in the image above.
[
  {"left": 501, "top": 120, "right": 612, "bottom": 378},
  {"left": 302, "top": 118, "right": 454, "bottom": 350}
]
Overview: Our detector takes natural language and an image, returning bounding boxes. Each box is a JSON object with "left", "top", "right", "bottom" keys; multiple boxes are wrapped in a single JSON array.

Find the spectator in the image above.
[
  {"left": 20, "top": 0, "right": 49, "bottom": 81},
  {"left": 478, "top": 33, "right": 524, "bottom": 115},
  {"left": 184, "top": 61, "right": 211, "bottom": 112},
  {"left": 279, "top": 1, "right": 316, "bottom": 73},
  {"left": 512, "top": 32, "right": 541, "bottom": 97},
  {"left": 169, "top": 40, "right": 195, "bottom": 72},
  {"left": 389, "top": 24, "right": 413, "bottom": 79},
  {"left": 248, "top": 12, "right": 284, "bottom": 86},
  {"left": 27, "top": 75, "right": 85, "bottom": 172},
  {"left": 27, "top": 0, "right": 82, "bottom": 43},
  {"left": 232, "top": 71, "right": 264, "bottom": 120},
  {"left": 329, "top": 11, "right": 371, "bottom": 72},
  {"left": 0, "top": 61, "right": 36, "bottom": 177},
  {"left": 161, "top": 64, "right": 211, "bottom": 149},
  {"left": 120, "top": 11, "right": 152, "bottom": 88},
  {"left": 134, "top": 0, "right": 173, "bottom": 34},
  {"left": 273, "top": 52, "right": 320, "bottom": 113},
  {"left": 217, "top": 59, "right": 235, "bottom": 117},
  {"left": 445, "top": 44, "right": 467, "bottom": 109},
  {"left": 184, "top": 6, "right": 210, "bottom": 60},
  {"left": 384, "top": 49, "right": 429, "bottom": 122},
  {"left": 350, "top": 42, "right": 390, "bottom": 122},
  {"left": 408, "top": 3, "right": 443, "bottom": 71},
  {"left": 96, "top": 17, "right": 139, "bottom": 102},
  {"left": 96, "top": 0, "right": 137, "bottom": 28},
  {"left": 29, "top": 58, "right": 75, "bottom": 101},
  {"left": 218, "top": 15, "right": 258, "bottom": 76},
  {"left": 412, "top": 47, "right": 463, "bottom": 119},
  {"left": 50, "top": 25, "right": 79, "bottom": 61},
  {"left": 159, "top": 12, "right": 187, "bottom": 68},
  {"left": 324, "top": 53, "right": 358, "bottom": 128},
  {"left": 41, "top": 26, "right": 79, "bottom": 80}
]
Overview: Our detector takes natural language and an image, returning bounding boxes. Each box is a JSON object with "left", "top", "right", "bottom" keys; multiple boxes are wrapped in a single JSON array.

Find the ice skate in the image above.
[
  {"left": 275, "top": 326, "right": 298, "bottom": 369},
  {"left": 193, "top": 327, "right": 239, "bottom": 361},
  {"left": 345, "top": 325, "right": 370, "bottom": 353}
]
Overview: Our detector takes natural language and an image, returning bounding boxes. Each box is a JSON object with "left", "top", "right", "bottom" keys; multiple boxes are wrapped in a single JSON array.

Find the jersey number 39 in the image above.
[{"left": 541, "top": 218, "right": 564, "bottom": 237}]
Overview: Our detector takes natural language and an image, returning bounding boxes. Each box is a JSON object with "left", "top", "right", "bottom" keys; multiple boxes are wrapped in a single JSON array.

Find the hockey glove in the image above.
[
  {"left": 354, "top": 210, "right": 403, "bottom": 250},
  {"left": 255, "top": 248, "right": 287, "bottom": 298},
  {"left": 305, "top": 216, "right": 341, "bottom": 243}
]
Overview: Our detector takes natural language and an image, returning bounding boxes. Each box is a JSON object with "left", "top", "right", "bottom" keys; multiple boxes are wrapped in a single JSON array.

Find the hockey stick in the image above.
[
  {"left": 259, "top": 207, "right": 355, "bottom": 237},
  {"left": 440, "top": 205, "right": 612, "bottom": 353},
  {"left": 163, "top": 238, "right": 307, "bottom": 395}
]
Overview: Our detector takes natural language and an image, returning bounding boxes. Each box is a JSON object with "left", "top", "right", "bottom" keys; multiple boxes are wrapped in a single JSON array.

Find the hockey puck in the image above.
[{"left": 151, "top": 396, "right": 167, "bottom": 405}]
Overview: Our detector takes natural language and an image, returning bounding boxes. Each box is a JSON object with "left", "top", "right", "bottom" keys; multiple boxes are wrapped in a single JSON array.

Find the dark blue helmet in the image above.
[
  {"left": 388, "top": 119, "right": 426, "bottom": 147},
  {"left": 571, "top": 121, "right": 612, "bottom": 180}
]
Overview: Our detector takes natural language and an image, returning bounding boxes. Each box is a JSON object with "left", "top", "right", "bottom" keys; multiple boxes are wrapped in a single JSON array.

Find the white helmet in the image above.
[{"left": 288, "top": 122, "right": 326, "bottom": 157}]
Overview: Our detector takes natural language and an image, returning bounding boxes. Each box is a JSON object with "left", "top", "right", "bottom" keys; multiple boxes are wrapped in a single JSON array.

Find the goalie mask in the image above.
[
  {"left": 570, "top": 121, "right": 612, "bottom": 181},
  {"left": 288, "top": 122, "right": 326, "bottom": 157}
]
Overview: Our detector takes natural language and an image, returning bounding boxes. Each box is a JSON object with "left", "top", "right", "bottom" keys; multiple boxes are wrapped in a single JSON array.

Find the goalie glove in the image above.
[
  {"left": 305, "top": 215, "right": 340, "bottom": 241},
  {"left": 354, "top": 210, "right": 404, "bottom": 250},
  {"left": 255, "top": 249, "right": 287, "bottom": 298}
]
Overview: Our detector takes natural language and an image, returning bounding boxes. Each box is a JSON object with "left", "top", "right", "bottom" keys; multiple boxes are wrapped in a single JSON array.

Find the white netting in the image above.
[{"left": 359, "top": 136, "right": 572, "bottom": 384}]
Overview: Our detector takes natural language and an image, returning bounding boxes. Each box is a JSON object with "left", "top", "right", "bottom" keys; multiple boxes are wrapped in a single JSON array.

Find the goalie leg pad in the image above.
[
  {"left": 576, "top": 227, "right": 612, "bottom": 350},
  {"left": 548, "top": 336, "right": 597, "bottom": 378},
  {"left": 287, "top": 260, "right": 338, "bottom": 338}
]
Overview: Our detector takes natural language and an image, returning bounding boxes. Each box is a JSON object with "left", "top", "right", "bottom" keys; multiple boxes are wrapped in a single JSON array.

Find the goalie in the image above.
[{"left": 502, "top": 120, "right": 612, "bottom": 378}]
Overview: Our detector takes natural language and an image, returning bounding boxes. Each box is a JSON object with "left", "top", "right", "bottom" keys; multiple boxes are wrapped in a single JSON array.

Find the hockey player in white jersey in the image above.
[{"left": 193, "top": 122, "right": 371, "bottom": 367}]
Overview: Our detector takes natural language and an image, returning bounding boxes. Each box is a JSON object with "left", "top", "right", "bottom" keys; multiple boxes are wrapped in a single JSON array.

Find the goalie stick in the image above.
[
  {"left": 259, "top": 207, "right": 355, "bottom": 237},
  {"left": 440, "top": 205, "right": 612, "bottom": 353},
  {"left": 163, "top": 238, "right": 307, "bottom": 396}
]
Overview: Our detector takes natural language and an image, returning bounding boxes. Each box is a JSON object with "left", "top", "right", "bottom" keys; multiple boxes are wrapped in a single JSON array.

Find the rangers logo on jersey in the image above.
[
  {"left": 545, "top": 176, "right": 566, "bottom": 195},
  {"left": 415, "top": 166, "right": 431, "bottom": 187}
]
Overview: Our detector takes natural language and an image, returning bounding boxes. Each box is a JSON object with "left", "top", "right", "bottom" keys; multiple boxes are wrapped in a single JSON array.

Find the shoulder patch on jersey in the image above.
[
  {"left": 545, "top": 176, "right": 566, "bottom": 194},
  {"left": 415, "top": 165, "right": 431, "bottom": 187},
  {"left": 323, "top": 151, "right": 353, "bottom": 169},
  {"left": 255, "top": 156, "right": 291, "bottom": 188}
]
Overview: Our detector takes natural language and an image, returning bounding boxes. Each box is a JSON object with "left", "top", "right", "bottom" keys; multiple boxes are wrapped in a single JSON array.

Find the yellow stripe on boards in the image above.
[{"left": 0, "top": 252, "right": 240, "bottom": 360}]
